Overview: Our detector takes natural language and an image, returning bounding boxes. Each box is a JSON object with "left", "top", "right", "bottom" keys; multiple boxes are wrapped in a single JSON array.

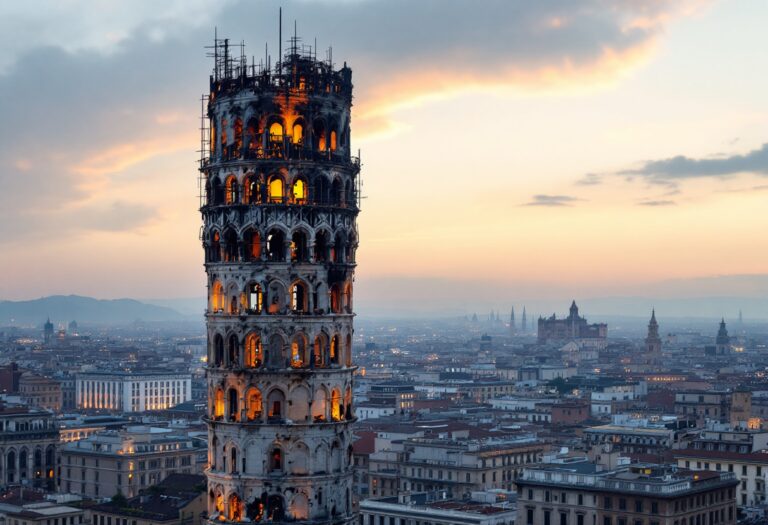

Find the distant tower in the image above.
[
  {"left": 644, "top": 310, "right": 662, "bottom": 365},
  {"left": 568, "top": 300, "right": 579, "bottom": 337},
  {"left": 43, "top": 318, "right": 54, "bottom": 344},
  {"left": 200, "top": 35, "right": 358, "bottom": 524},
  {"left": 68, "top": 320, "right": 78, "bottom": 335},
  {"left": 510, "top": 307, "right": 516, "bottom": 336},
  {"left": 522, "top": 307, "right": 527, "bottom": 333},
  {"left": 716, "top": 318, "right": 731, "bottom": 355}
]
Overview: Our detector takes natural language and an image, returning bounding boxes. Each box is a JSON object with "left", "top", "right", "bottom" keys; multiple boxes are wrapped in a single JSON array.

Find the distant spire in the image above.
[
  {"left": 522, "top": 307, "right": 527, "bottom": 332},
  {"left": 510, "top": 307, "right": 516, "bottom": 327}
]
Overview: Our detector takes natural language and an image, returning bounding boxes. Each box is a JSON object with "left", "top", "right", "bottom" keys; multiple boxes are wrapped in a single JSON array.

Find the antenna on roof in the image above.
[{"left": 278, "top": 7, "right": 282, "bottom": 70}]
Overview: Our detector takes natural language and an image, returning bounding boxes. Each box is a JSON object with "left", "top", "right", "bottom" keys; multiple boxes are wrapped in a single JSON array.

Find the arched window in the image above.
[
  {"left": 267, "top": 495, "right": 285, "bottom": 522},
  {"left": 244, "top": 333, "right": 263, "bottom": 368},
  {"left": 333, "top": 233, "right": 346, "bottom": 263},
  {"left": 330, "top": 335, "right": 339, "bottom": 365},
  {"left": 342, "top": 282, "right": 352, "bottom": 313},
  {"left": 229, "top": 493, "right": 243, "bottom": 521},
  {"left": 223, "top": 229, "right": 239, "bottom": 262},
  {"left": 267, "top": 389, "right": 286, "bottom": 421},
  {"left": 245, "top": 118, "right": 260, "bottom": 157},
  {"left": 246, "top": 387, "right": 262, "bottom": 421},
  {"left": 214, "top": 388, "right": 225, "bottom": 419},
  {"left": 290, "top": 231, "right": 308, "bottom": 263},
  {"left": 230, "top": 447, "right": 238, "bottom": 474},
  {"left": 331, "top": 178, "right": 342, "bottom": 206},
  {"left": 331, "top": 388, "right": 342, "bottom": 421},
  {"left": 313, "top": 119, "right": 326, "bottom": 151},
  {"left": 269, "top": 122, "right": 284, "bottom": 141},
  {"left": 209, "top": 120, "right": 216, "bottom": 156},
  {"left": 266, "top": 230, "right": 286, "bottom": 262},
  {"left": 313, "top": 334, "right": 327, "bottom": 368},
  {"left": 269, "top": 446, "right": 283, "bottom": 471},
  {"left": 292, "top": 121, "right": 304, "bottom": 145},
  {"left": 330, "top": 285, "right": 341, "bottom": 314},
  {"left": 212, "top": 178, "right": 224, "bottom": 205},
  {"left": 210, "top": 231, "right": 221, "bottom": 263},
  {"left": 246, "top": 231, "right": 261, "bottom": 261},
  {"left": 220, "top": 117, "right": 228, "bottom": 148},
  {"left": 290, "top": 334, "right": 308, "bottom": 368},
  {"left": 312, "top": 387, "right": 328, "bottom": 422},
  {"left": 267, "top": 281, "right": 286, "bottom": 314},
  {"left": 227, "top": 335, "right": 239, "bottom": 367},
  {"left": 227, "top": 388, "right": 239, "bottom": 422},
  {"left": 213, "top": 334, "right": 224, "bottom": 366},
  {"left": 268, "top": 176, "right": 284, "bottom": 203},
  {"left": 344, "top": 180, "right": 352, "bottom": 207},
  {"left": 225, "top": 175, "right": 238, "bottom": 204},
  {"left": 292, "top": 179, "right": 307, "bottom": 204},
  {"left": 315, "top": 231, "right": 329, "bottom": 262},
  {"left": 345, "top": 334, "right": 353, "bottom": 367},
  {"left": 233, "top": 117, "right": 243, "bottom": 156},
  {"left": 215, "top": 490, "right": 224, "bottom": 515},
  {"left": 210, "top": 281, "right": 224, "bottom": 312},
  {"left": 330, "top": 129, "right": 337, "bottom": 151},
  {"left": 290, "top": 281, "right": 308, "bottom": 313},
  {"left": 243, "top": 175, "right": 260, "bottom": 204},
  {"left": 290, "top": 493, "right": 309, "bottom": 520},
  {"left": 247, "top": 283, "right": 263, "bottom": 314}
]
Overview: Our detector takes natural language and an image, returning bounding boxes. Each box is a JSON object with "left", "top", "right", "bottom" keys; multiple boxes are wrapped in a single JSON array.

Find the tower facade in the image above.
[
  {"left": 644, "top": 310, "right": 662, "bottom": 365},
  {"left": 200, "top": 37, "right": 359, "bottom": 524},
  {"left": 716, "top": 319, "right": 730, "bottom": 355}
]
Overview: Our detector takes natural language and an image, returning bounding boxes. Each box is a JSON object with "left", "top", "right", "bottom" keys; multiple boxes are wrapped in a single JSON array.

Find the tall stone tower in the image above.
[
  {"left": 200, "top": 35, "right": 359, "bottom": 524},
  {"left": 644, "top": 309, "right": 662, "bottom": 365},
  {"left": 716, "top": 319, "right": 731, "bottom": 355}
]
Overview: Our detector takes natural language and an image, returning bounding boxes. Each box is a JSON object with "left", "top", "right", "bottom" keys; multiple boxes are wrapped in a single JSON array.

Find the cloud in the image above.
[
  {"left": 637, "top": 199, "right": 676, "bottom": 206},
  {"left": 0, "top": 0, "right": 704, "bottom": 246},
  {"left": 575, "top": 173, "right": 603, "bottom": 186},
  {"left": 620, "top": 143, "right": 768, "bottom": 184},
  {"left": 523, "top": 194, "right": 581, "bottom": 207}
]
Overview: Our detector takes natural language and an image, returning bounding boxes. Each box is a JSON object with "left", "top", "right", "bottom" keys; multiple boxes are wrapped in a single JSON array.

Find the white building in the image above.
[{"left": 75, "top": 371, "right": 192, "bottom": 413}]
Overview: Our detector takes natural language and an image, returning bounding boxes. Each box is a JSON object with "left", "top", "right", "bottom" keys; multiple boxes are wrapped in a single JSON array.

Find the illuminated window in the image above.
[
  {"left": 228, "top": 493, "right": 242, "bottom": 521},
  {"left": 247, "top": 232, "right": 261, "bottom": 261},
  {"left": 292, "top": 122, "right": 304, "bottom": 144},
  {"left": 210, "top": 281, "right": 224, "bottom": 312},
  {"left": 244, "top": 333, "right": 262, "bottom": 368},
  {"left": 291, "top": 334, "right": 308, "bottom": 368},
  {"left": 330, "top": 285, "right": 341, "bottom": 314},
  {"left": 209, "top": 231, "right": 221, "bottom": 263},
  {"left": 214, "top": 388, "right": 225, "bottom": 419},
  {"left": 220, "top": 117, "right": 228, "bottom": 146},
  {"left": 291, "top": 231, "right": 308, "bottom": 263},
  {"left": 269, "top": 122, "right": 284, "bottom": 140},
  {"left": 331, "top": 388, "right": 342, "bottom": 421},
  {"left": 268, "top": 177, "right": 284, "bottom": 203},
  {"left": 330, "top": 335, "right": 339, "bottom": 364},
  {"left": 247, "top": 283, "right": 263, "bottom": 313},
  {"left": 330, "top": 130, "right": 337, "bottom": 151},
  {"left": 233, "top": 117, "right": 243, "bottom": 155},
  {"left": 246, "top": 387, "right": 263, "bottom": 421},
  {"left": 291, "top": 281, "right": 307, "bottom": 312},
  {"left": 243, "top": 176, "right": 260, "bottom": 204},
  {"left": 313, "top": 120, "right": 326, "bottom": 151},
  {"left": 292, "top": 179, "right": 307, "bottom": 203}
]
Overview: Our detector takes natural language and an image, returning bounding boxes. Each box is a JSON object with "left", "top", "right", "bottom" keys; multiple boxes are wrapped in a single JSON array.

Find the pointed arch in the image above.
[
  {"left": 244, "top": 332, "right": 263, "bottom": 368},
  {"left": 245, "top": 387, "right": 263, "bottom": 422}
]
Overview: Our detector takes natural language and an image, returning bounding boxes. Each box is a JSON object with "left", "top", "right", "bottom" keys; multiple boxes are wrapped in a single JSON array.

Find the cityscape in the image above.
[{"left": 1, "top": 2, "right": 768, "bottom": 525}]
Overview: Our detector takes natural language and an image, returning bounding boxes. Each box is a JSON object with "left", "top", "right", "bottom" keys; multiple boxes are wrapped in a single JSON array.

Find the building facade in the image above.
[
  {"left": 19, "top": 373, "right": 62, "bottom": 412},
  {"left": 537, "top": 302, "right": 607, "bottom": 345},
  {"left": 0, "top": 401, "right": 59, "bottom": 489},
  {"left": 59, "top": 426, "right": 204, "bottom": 498},
  {"left": 200, "top": 37, "right": 359, "bottom": 524},
  {"left": 75, "top": 371, "right": 192, "bottom": 413},
  {"left": 517, "top": 460, "right": 738, "bottom": 525}
]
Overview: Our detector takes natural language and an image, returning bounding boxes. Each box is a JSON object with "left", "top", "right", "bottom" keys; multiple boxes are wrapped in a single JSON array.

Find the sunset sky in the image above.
[{"left": 1, "top": 0, "right": 767, "bottom": 315}]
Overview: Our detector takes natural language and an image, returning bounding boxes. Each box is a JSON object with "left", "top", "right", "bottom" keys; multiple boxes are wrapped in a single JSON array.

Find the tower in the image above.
[
  {"left": 644, "top": 309, "right": 662, "bottom": 365},
  {"left": 716, "top": 318, "right": 730, "bottom": 355},
  {"left": 43, "top": 318, "right": 54, "bottom": 344},
  {"left": 522, "top": 306, "right": 527, "bottom": 333},
  {"left": 510, "top": 307, "right": 516, "bottom": 336},
  {"left": 200, "top": 34, "right": 359, "bottom": 524}
]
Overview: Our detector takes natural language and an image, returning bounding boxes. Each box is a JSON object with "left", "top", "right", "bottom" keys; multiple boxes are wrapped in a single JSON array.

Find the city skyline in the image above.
[{"left": 1, "top": 1, "right": 767, "bottom": 312}]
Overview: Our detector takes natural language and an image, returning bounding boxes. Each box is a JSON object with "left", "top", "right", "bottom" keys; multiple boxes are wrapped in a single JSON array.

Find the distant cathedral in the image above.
[{"left": 537, "top": 301, "right": 607, "bottom": 344}]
